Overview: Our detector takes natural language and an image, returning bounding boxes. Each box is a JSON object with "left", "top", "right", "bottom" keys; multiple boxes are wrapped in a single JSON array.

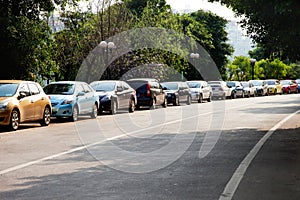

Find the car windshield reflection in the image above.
[
  {"left": 187, "top": 82, "right": 201, "bottom": 88},
  {"left": 0, "top": 83, "right": 19, "bottom": 97},
  {"left": 161, "top": 83, "right": 178, "bottom": 90},
  {"left": 90, "top": 82, "right": 116, "bottom": 92},
  {"left": 44, "top": 83, "right": 75, "bottom": 95}
]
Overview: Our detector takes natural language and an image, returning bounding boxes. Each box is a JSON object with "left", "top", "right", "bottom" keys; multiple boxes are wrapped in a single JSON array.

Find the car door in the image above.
[
  {"left": 116, "top": 82, "right": 126, "bottom": 109},
  {"left": 28, "top": 82, "right": 45, "bottom": 120},
  {"left": 76, "top": 83, "right": 87, "bottom": 114},
  {"left": 121, "top": 82, "right": 133, "bottom": 109},
  {"left": 82, "top": 83, "right": 96, "bottom": 113},
  {"left": 202, "top": 82, "right": 209, "bottom": 99},
  {"left": 18, "top": 83, "right": 35, "bottom": 121}
]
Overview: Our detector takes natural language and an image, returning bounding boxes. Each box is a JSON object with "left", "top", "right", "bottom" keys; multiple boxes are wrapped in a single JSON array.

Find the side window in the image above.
[
  {"left": 78, "top": 84, "right": 85, "bottom": 93},
  {"left": 117, "top": 82, "right": 123, "bottom": 91},
  {"left": 82, "top": 83, "right": 92, "bottom": 93},
  {"left": 19, "top": 83, "right": 31, "bottom": 96},
  {"left": 122, "top": 82, "right": 129, "bottom": 90},
  {"left": 28, "top": 83, "right": 40, "bottom": 95}
]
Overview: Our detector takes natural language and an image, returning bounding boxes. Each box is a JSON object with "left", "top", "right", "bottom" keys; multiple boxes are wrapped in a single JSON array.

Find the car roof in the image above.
[
  {"left": 90, "top": 80, "right": 120, "bottom": 84},
  {"left": 0, "top": 80, "right": 36, "bottom": 84},
  {"left": 126, "top": 78, "right": 158, "bottom": 82},
  {"left": 47, "top": 81, "right": 85, "bottom": 84}
]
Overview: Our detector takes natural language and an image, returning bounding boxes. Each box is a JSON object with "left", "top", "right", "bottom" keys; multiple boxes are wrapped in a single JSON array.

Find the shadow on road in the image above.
[{"left": 1, "top": 126, "right": 299, "bottom": 200}]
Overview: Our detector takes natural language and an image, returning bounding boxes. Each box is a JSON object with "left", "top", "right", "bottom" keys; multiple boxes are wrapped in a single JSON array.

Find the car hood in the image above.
[
  {"left": 268, "top": 85, "right": 276, "bottom": 88},
  {"left": 281, "top": 84, "right": 289, "bottom": 87},
  {"left": 164, "top": 90, "right": 178, "bottom": 93},
  {"left": 0, "top": 97, "right": 13, "bottom": 103},
  {"left": 96, "top": 91, "right": 114, "bottom": 97},
  {"left": 48, "top": 95, "right": 74, "bottom": 102},
  {"left": 189, "top": 88, "right": 201, "bottom": 92}
]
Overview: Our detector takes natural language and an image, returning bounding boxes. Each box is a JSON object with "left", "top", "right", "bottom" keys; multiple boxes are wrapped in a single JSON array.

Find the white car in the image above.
[
  {"left": 241, "top": 81, "right": 257, "bottom": 97},
  {"left": 186, "top": 81, "right": 212, "bottom": 103},
  {"left": 208, "top": 81, "right": 231, "bottom": 100}
]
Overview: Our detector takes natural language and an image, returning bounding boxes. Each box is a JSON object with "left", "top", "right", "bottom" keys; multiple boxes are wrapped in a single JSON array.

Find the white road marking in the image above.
[{"left": 219, "top": 109, "right": 300, "bottom": 200}]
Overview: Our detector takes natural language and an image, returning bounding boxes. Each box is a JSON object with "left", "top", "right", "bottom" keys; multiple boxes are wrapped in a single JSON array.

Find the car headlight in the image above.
[
  {"left": 62, "top": 99, "right": 73, "bottom": 105},
  {"left": 101, "top": 95, "right": 111, "bottom": 101},
  {"left": 0, "top": 102, "right": 9, "bottom": 111}
]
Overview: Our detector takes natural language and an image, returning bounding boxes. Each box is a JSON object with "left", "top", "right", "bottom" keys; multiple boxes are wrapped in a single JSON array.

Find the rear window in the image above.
[
  {"left": 127, "top": 80, "right": 148, "bottom": 90},
  {"left": 161, "top": 82, "right": 178, "bottom": 90},
  {"left": 187, "top": 82, "right": 201, "bottom": 88}
]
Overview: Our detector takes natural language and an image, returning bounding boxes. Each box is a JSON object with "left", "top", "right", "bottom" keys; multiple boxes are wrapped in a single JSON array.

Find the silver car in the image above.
[
  {"left": 208, "top": 81, "right": 231, "bottom": 100},
  {"left": 186, "top": 80, "right": 212, "bottom": 103}
]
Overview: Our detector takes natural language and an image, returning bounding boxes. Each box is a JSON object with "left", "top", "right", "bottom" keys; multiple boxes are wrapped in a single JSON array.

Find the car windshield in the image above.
[
  {"left": 280, "top": 80, "right": 290, "bottom": 85},
  {"left": 266, "top": 81, "right": 276, "bottom": 85},
  {"left": 187, "top": 82, "right": 201, "bottom": 88},
  {"left": 252, "top": 81, "right": 262, "bottom": 86},
  {"left": 0, "top": 83, "right": 19, "bottom": 97},
  {"left": 241, "top": 82, "right": 249, "bottom": 87},
  {"left": 43, "top": 83, "right": 75, "bottom": 95},
  {"left": 227, "top": 82, "right": 236, "bottom": 87},
  {"left": 161, "top": 83, "right": 179, "bottom": 90},
  {"left": 208, "top": 81, "right": 221, "bottom": 85},
  {"left": 90, "top": 82, "right": 116, "bottom": 92}
]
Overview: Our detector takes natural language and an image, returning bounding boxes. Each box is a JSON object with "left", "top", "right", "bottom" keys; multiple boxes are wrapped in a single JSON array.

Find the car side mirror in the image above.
[
  {"left": 77, "top": 91, "right": 85, "bottom": 96},
  {"left": 18, "top": 92, "right": 27, "bottom": 100}
]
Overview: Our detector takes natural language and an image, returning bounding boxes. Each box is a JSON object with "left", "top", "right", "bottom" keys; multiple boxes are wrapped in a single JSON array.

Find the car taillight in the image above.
[
  {"left": 146, "top": 83, "right": 151, "bottom": 96},
  {"left": 48, "top": 96, "right": 51, "bottom": 100}
]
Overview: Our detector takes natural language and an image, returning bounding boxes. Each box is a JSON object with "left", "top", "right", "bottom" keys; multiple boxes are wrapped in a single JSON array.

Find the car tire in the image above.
[
  {"left": 40, "top": 106, "right": 51, "bottom": 126},
  {"left": 129, "top": 99, "right": 135, "bottom": 113},
  {"left": 71, "top": 106, "right": 78, "bottom": 122},
  {"left": 198, "top": 94, "right": 203, "bottom": 103},
  {"left": 186, "top": 95, "right": 191, "bottom": 105},
  {"left": 9, "top": 109, "right": 19, "bottom": 131},
  {"left": 173, "top": 97, "right": 179, "bottom": 106},
  {"left": 111, "top": 100, "right": 117, "bottom": 115},
  {"left": 207, "top": 95, "right": 211, "bottom": 102},
  {"left": 232, "top": 92, "right": 236, "bottom": 99},
  {"left": 91, "top": 103, "right": 98, "bottom": 118},
  {"left": 162, "top": 97, "right": 168, "bottom": 108}
]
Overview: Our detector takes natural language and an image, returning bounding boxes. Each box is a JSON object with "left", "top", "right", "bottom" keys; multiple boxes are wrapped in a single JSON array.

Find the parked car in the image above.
[
  {"left": 43, "top": 81, "right": 99, "bottom": 121},
  {"left": 280, "top": 80, "right": 298, "bottom": 94},
  {"left": 90, "top": 80, "right": 136, "bottom": 114},
  {"left": 296, "top": 79, "right": 300, "bottom": 92},
  {"left": 226, "top": 81, "right": 245, "bottom": 98},
  {"left": 208, "top": 81, "right": 231, "bottom": 100},
  {"left": 161, "top": 81, "right": 191, "bottom": 106},
  {"left": 249, "top": 80, "right": 269, "bottom": 96},
  {"left": 186, "top": 80, "right": 212, "bottom": 103},
  {"left": 126, "top": 78, "right": 167, "bottom": 109},
  {"left": 0, "top": 80, "right": 52, "bottom": 130},
  {"left": 241, "top": 81, "right": 257, "bottom": 97},
  {"left": 265, "top": 79, "right": 283, "bottom": 95}
]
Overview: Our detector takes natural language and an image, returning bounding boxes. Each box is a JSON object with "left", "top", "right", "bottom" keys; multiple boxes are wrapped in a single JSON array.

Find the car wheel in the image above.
[
  {"left": 40, "top": 107, "right": 51, "bottom": 126},
  {"left": 232, "top": 92, "right": 236, "bottom": 99},
  {"left": 186, "top": 95, "right": 191, "bottom": 105},
  {"left": 91, "top": 103, "right": 98, "bottom": 118},
  {"left": 71, "top": 106, "right": 78, "bottom": 122},
  {"left": 198, "top": 94, "right": 203, "bottom": 103},
  {"left": 9, "top": 109, "right": 19, "bottom": 131},
  {"left": 129, "top": 99, "right": 135, "bottom": 113},
  {"left": 111, "top": 100, "right": 117, "bottom": 115},
  {"left": 207, "top": 94, "right": 211, "bottom": 102},
  {"left": 173, "top": 96, "right": 179, "bottom": 106},
  {"left": 162, "top": 97, "right": 168, "bottom": 108}
]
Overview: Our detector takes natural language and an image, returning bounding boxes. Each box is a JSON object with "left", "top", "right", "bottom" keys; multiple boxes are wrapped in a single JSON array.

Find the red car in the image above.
[{"left": 280, "top": 80, "right": 298, "bottom": 94}]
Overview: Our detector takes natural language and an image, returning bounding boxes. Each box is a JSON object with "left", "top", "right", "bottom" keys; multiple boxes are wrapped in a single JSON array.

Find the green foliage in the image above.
[
  {"left": 227, "top": 56, "right": 292, "bottom": 81},
  {"left": 209, "top": 0, "right": 300, "bottom": 62}
]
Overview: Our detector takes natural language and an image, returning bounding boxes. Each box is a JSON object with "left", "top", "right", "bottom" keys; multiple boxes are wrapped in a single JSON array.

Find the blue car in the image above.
[
  {"left": 43, "top": 81, "right": 99, "bottom": 121},
  {"left": 296, "top": 79, "right": 300, "bottom": 93}
]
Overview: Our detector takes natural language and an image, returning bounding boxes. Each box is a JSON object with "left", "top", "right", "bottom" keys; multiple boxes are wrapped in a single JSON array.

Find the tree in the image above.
[
  {"left": 0, "top": 0, "right": 82, "bottom": 81},
  {"left": 189, "top": 10, "right": 234, "bottom": 78},
  {"left": 209, "top": 0, "right": 300, "bottom": 62}
]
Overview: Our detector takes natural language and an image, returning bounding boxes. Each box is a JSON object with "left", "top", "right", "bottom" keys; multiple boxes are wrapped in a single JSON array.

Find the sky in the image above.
[{"left": 166, "top": 0, "right": 238, "bottom": 21}]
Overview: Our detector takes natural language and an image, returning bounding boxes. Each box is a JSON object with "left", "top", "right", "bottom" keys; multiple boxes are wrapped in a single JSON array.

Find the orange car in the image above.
[{"left": 0, "top": 80, "right": 52, "bottom": 130}]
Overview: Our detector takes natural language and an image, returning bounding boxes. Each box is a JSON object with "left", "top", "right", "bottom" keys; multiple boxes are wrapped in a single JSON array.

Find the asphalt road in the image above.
[{"left": 0, "top": 94, "right": 299, "bottom": 200}]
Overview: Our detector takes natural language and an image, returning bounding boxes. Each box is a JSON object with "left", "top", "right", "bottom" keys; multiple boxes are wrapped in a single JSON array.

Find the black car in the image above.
[
  {"left": 126, "top": 78, "right": 167, "bottom": 109},
  {"left": 90, "top": 80, "right": 137, "bottom": 114},
  {"left": 226, "top": 81, "right": 245, "bottom": 98},
  {"left": 161, "top": 81, "right": 191, "bottom": 106}
]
